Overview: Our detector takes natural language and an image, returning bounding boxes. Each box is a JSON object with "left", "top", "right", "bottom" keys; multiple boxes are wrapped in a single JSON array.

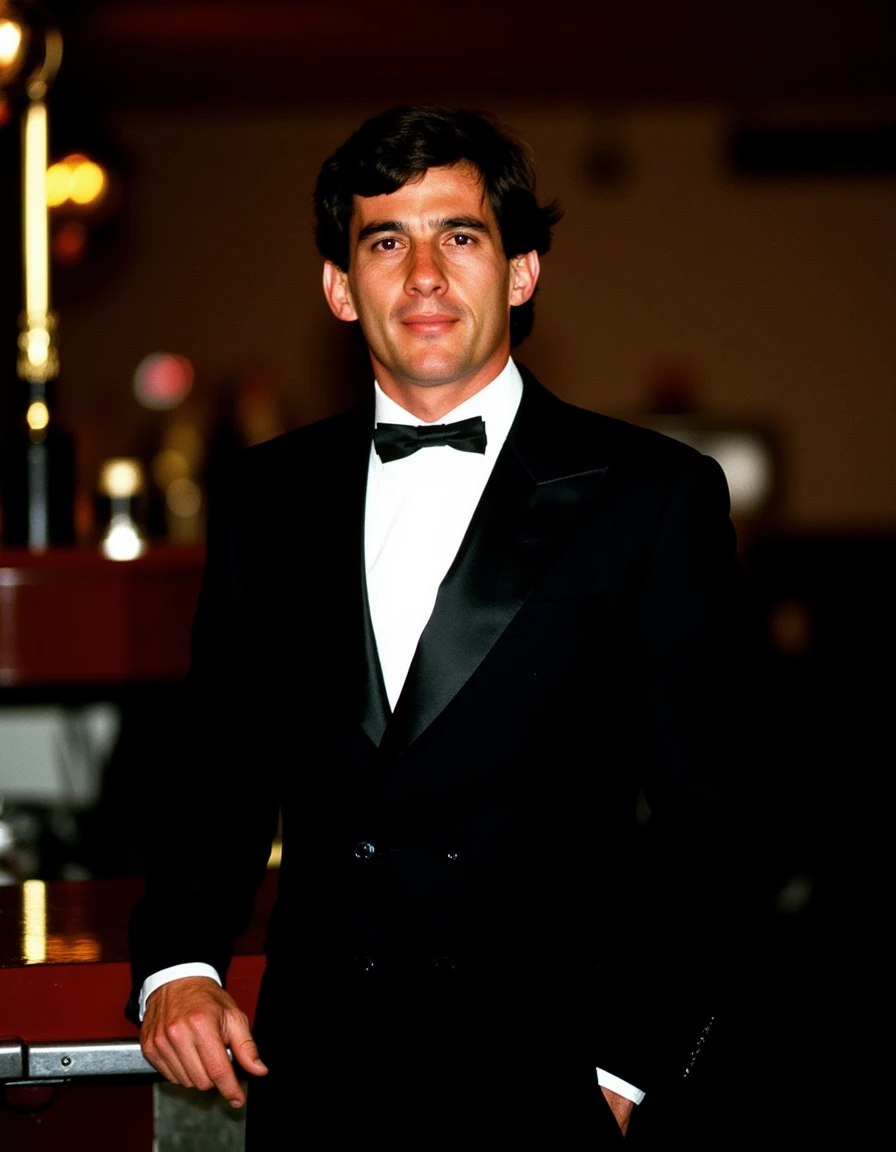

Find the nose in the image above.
[{"left": 404, "top": 242, "right": 446, "bottom": 297}]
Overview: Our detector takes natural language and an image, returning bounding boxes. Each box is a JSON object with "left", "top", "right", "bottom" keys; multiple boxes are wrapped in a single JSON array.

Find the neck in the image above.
[
  {"left": 375, "top": 360, "right": 510, "bottom": 422},
  {"left": 376, "top": 384, "right": 477, "bottom": 422}
]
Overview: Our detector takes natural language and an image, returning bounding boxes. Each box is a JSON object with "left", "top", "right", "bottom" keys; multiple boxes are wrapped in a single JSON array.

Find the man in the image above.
[{"left": 131, "top": 106, "right": 739, "bottom": 1147}]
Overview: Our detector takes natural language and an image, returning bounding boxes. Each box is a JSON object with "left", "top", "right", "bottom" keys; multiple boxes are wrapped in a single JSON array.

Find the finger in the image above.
[
  {"left": 193, "top": 1036, "right": 245, "bottom": 1106},
  {"left": 142, "top": 1031, "right": 196, "bottom": 1089},
  {"left": 174, "top": 1015, "right": 247, "bottom": 1105},
  {"left": 152, "top": 1007, "right": 231, "bottom": 1094},
  {"left": 157, "top": 1025, "right": 211, "bottom": 1090},
  {"left": 160, "top": 1016, "right": 238, "bottom": 1098},
  {"left": 141, "top": 1016, "right": 189, "bottom": 1086},
  {"left": 142, "top": 1045, "right": 177, "bottom": 1085}
]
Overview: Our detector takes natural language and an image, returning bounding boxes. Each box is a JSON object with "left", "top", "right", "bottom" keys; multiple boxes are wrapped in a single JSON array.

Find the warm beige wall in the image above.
[{"left": 58, "top": 105, "right": 896, "bottom": 530}]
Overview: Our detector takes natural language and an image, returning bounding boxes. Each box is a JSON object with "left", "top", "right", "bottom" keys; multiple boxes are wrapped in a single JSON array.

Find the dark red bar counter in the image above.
[{"left": 0, "top": 546, "right": 204, "bottom": 686}]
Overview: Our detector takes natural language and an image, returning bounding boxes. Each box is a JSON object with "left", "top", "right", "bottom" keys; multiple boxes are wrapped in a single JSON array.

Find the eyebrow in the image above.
[
  {"left": 440, "top": 217, "right": 490, "bottom": 234},
  {"left": 356, "top": 216, "right": 491, "bottom": 243}
]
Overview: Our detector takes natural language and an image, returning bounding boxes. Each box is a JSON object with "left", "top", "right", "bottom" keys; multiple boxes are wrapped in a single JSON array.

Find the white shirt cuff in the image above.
[
  {"left": 138, "top": 962, "right": 222, "bottom": 1021},
  {"left": 596, "top": 1067, "right": 646, "bottom": 1105}
]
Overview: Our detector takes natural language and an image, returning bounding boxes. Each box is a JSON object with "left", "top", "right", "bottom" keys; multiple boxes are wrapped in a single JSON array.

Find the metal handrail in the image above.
[{"left": 0, "top": 1037, "right": 156, "bottom": 1083}]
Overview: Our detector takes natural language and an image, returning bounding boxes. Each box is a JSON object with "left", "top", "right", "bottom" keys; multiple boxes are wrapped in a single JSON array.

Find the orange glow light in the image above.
[
  {"left": 46, "top": 160, "right": 70, "bottom": 207},
  {"left": 0, "top": 17, "right": 26, "bottom": 84},
  {"left": 46, "top": 154, "right": 108, "bottom": 209},
  {"left": 70, "top": 158, "right": 106, "bottom": 205}
]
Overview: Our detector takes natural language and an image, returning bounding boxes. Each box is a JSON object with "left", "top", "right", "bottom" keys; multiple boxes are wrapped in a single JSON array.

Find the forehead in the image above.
[{"left": 349, "top": 163, "right": 495, "bottom": 236}]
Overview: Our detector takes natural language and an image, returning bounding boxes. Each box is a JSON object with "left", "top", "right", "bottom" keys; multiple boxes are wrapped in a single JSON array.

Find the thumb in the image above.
[{"left": 225, "top": 1014, "right": 269, "bottom": 1076}]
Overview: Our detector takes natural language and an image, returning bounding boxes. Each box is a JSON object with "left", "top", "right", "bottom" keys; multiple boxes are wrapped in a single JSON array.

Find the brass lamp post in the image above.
[{"left": 0, "top": 1, "right": 62, "bottom": 551}]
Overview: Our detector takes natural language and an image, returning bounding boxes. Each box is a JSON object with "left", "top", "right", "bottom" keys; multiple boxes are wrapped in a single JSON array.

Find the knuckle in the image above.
[{"left": 165, "top": 1021, "right": 186, "bottom": 1044}]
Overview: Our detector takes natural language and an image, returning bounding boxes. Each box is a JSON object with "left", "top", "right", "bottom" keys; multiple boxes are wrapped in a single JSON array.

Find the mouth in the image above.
[{"left": 399, "top": 313, "right": 461, "bottom": 335}]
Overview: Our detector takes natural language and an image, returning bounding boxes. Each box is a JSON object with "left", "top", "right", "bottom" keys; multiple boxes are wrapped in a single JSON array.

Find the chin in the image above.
[{"left": 400, "top": 360, "right": 470, "bottom": 387}]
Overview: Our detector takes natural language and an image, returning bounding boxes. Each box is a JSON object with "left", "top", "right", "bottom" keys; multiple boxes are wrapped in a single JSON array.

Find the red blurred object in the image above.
[
  {"left": 52, "top": 220, "right": 88, "bottom": 266},
  {"left": 0, "top": 546, "right": 204, "bottom": 686},
  {"left": 133, "top": 353, "right": 194, "bottom": 411}
]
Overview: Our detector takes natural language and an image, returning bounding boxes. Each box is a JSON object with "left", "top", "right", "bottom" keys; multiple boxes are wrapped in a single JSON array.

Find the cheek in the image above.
[
  {"left": 476, "top": 278, "right": 511, "bottom": 331},
  {"left": 352, "top": 292, "right": 388, "bottom": 336},
  {"left": 348, "top": 268, "right": 390, "bottom": 319}
]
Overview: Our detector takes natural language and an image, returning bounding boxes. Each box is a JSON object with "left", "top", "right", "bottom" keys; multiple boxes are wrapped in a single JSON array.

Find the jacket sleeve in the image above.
[
  {"left": 127, "top": 467, "right": 280, "bottom": 1022},
  {"left": 591, "top": 452, "right": 747, "bottom": 1092}
]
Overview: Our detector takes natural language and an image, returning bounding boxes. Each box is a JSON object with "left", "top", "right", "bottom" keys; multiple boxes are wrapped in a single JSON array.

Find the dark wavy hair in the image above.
[{"left": 314, "top": 105, "right": 562, "bottom": 346}]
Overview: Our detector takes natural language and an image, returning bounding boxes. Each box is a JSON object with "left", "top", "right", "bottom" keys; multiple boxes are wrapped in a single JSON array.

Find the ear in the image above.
[
  {"left": 322, "top": 261, "right": 358, "bottom": 322},
  {"left": 508, "top": 250, "right": 540, "bottom": 307}
]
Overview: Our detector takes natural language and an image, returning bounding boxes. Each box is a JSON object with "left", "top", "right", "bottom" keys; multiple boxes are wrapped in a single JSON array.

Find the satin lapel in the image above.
[
  {"left": 298, "top": 401, "right": 389, "bottom": 749},
  {"left": 361, "top": 549, "right": 391, "bottom": 747},
  {"left": 342, "top": 417, "right": 391, "bottom": 750},
  {"left": 383, "top": 378, "right": 609, "bottom": 755}
]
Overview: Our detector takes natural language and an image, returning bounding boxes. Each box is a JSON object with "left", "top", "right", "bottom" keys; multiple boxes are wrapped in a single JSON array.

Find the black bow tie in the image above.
[{"left": 373, "top": 416, "right": 487, "bottom": 463}]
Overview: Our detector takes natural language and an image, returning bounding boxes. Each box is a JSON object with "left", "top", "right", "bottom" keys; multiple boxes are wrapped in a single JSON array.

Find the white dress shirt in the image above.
[
  {"left": 140, "top": 357, "right": 643, "bottom": 1105},
  {"left": 365, "top": 358, "right": 523, "bottom": 709}
]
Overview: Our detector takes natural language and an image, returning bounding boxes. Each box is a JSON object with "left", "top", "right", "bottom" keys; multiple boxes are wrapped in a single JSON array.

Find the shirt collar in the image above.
[{"left": 373, "top": 359, "right": 523, "bottom": 461}]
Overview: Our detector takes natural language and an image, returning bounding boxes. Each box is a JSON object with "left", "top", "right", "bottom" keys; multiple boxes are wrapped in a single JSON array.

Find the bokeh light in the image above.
[
  {"left": 46, "top": 154, "right": 108, "bottom": 210},
  {"left": 26, "top": 400, "right": 49, "bottom": 431},
  {"left": 69, "top": 158, "right": 106, "bottom": 205},
  {"left": 152, "top": 447, "right": 190, "bottom": 489},
  {"left": 45, "top": 161, "right": 70, "bottom": 208},
  {"left": 166, "top": 477, "right": 202, "bottom": 519},
  {"left": 101, "top": 517, "right": 145, "bottom": 561},
  {"left": 52, "top": 220, "right": 88, "bottom": 266},
  {"left": 0, "top": 17, "right": 27, "bottom": 86},
  {"left": 99, "top": 458, "right": 144, "bottom": 499},
  {"left": 133, "top": 353, "right": 194, "bottom": 411}
]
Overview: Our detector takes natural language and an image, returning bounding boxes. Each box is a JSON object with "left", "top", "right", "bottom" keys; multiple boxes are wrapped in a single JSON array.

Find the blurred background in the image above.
[{"left": 0, "top": 0, "right": 893, "bottom": 1143}]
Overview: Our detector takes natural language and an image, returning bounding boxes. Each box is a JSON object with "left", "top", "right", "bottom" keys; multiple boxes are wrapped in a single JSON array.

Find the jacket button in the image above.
[
  {"left": 354, "top": 841, "right": 375, "bottom": 861},
  {"left": 431, "top": 955, "right": 455, "bottom": 973}
]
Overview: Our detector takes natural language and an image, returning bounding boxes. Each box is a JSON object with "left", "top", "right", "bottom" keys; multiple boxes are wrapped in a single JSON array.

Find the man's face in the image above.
[{"left": 323, "top": 163, "right": 539, "bottom": 417}]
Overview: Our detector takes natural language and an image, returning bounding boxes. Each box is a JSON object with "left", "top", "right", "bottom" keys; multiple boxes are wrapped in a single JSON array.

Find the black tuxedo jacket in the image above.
[{"left": 130, "top": 367, "right": 740, "bottom": 1129}]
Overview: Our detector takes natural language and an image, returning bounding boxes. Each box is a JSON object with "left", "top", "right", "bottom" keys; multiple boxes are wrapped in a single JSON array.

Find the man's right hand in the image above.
[{"left": 140, "top": 976, "right": 268, "bottom": 1108}]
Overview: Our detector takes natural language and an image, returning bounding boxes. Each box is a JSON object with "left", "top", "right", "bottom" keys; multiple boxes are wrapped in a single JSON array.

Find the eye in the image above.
[
  {"left": 450, "top": 233, "right": 475, "bottom": 246},
  {"left": 373, "top": 236, "right": 400, "bottom": 251}
]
